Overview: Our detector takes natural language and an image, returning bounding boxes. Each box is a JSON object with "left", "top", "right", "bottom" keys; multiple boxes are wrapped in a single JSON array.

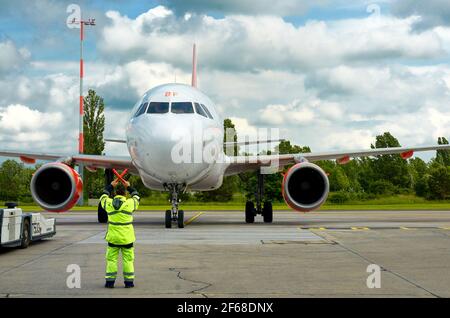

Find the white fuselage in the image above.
[{"left": 126, "top": 83, "right": 228, "bottom": 191}]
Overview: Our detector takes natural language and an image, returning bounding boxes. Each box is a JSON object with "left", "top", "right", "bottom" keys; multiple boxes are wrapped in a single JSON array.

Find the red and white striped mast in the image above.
[
  {"left": 191, "top": 43, "right": 197, "bottom": 88},
  {"left": 70, "top": 14, "right": 95, "bottom": 205},
  {"left": 78, "top": 18, "right": 96, "bottom": 154}
]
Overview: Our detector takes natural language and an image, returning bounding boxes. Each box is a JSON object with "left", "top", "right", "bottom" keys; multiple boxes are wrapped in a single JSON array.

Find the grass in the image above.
[
  {"left": 320, "top": 203, "right": 450, "bottom": 211},
  {"left": 321, "top": 194, "right": 450, "bottom": 210},
  {"left": 13, "top": 194, "right": 450, "bottom": 211}
]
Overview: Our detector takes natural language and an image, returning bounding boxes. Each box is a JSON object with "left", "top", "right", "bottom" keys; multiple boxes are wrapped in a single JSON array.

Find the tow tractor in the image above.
[{"left": 0, "top": 203, "right": 56, "bottom": 248}]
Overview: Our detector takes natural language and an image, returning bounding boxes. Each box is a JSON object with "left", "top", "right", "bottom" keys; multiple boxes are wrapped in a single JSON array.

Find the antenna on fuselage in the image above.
[{"left": 191, "top": 43, "right": 197, "bottom": 88}]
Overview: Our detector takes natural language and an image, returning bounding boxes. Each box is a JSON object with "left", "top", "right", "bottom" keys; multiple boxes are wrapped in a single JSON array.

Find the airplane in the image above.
[{"left": 2, "top": 44, "right": 450, "bottom": 228}]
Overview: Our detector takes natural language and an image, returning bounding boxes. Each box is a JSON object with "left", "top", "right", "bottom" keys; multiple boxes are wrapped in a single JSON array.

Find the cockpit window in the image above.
[
  {"left": 200, "top": 104, "right": 213, "bottom": 119},
  {"left": 194, "top": 103, "right": 208, "bottom": 118},
  {"left": 171, "top": 102, "right": 194, "bottom": 114},
  {"left": 134, "top": 102, "right": 148, "bottom": 117},
  {"left": 147, "top": 102, "right": 169, "bottom": 114}
]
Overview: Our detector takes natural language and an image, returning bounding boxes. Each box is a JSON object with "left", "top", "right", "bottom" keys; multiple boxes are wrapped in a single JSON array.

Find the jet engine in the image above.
[
  {"left": 282, "top": 162, "right": 329, "bottom": 212},
  {"left": 30, "top": 163, "right": 83, "bottom": 212}
]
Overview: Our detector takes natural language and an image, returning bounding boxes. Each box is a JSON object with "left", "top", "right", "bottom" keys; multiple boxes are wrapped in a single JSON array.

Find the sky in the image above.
[{"left": 1, "top": 0, "right": 450, "bottom": 160}]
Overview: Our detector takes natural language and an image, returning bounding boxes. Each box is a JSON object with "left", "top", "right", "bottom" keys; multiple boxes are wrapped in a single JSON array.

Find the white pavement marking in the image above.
[{"left": 77, "top": 227, "right": 325, "bottom": 245}]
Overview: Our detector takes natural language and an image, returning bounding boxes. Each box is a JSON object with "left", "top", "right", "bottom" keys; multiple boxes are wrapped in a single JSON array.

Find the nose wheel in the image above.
[
  {"left": 165, "top": 209, "right": 185, "bottom": 229},
  {"left": 164, "top": 183, "right": 186, "bottom": 228}
]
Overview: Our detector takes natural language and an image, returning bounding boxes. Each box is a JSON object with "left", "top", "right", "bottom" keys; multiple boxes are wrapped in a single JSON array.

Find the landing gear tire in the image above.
[
  {"left": 98, "top": 202, "right": 108, "bottom": 223},
  {"left": 165, "top": 210, "right": 172, "bottom": 228},
  {"left": 263, "top": 201, "right": 273, "bottom": 223},
  {"left": 245, "top": 201, "right": 255, "bottom": 223},
  {"left": 20, "top": 219, "right": 31, "bottom": 249},
  {"left": 178, "top": 210, "right": 184, "bottom": 228}
]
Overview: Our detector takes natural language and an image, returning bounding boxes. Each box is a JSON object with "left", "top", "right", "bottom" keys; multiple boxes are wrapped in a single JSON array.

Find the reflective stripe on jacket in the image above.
[{"left": 100, "top": 193, "right": 140, "bottom": 245}]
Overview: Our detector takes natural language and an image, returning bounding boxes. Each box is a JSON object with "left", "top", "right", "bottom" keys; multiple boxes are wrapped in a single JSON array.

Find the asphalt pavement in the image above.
[{"left": 1, "top": 209, "right": 450, "bottom": 297}]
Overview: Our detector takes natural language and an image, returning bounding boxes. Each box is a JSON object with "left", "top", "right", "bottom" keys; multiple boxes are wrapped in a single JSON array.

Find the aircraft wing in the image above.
[
  {"left": 0, "top": 150, "right": 138, "bottom": 174},
  {"left": 224, "top": 144, "right": 450, "bottom": 176}
]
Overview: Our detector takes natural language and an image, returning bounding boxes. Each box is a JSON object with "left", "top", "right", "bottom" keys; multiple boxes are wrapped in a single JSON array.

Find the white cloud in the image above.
[
  {"left": 0, "top": 104, "right": 62, "bottom": 132},
  {"left": 104, "top": 110, "right": 130, "bottom": 156},
  {"left": 122, "top": 60, "right": 187, "bottom": 96},
  {"left": 305, "top": 64, "right": 450, "bottom": 117},
  {"left": 320, "top": 130, "right": 374, "bottom": 150},
  {"left": 98, "top": 7, "right": 448, "bottom": 72},
  {"left": 0, "top": 104, "right": 71, "bottom": 151},
  {"left": 371, "top": 107, "right": 450, "bottom": 145},
  {"left": 229, "top": 117, "right": 258, "bottom": 139},
  {"left": 393, "top": 0, "right": 450, "bottom": 30},
  {"left": 259, "top": 98, "right": 343, "bottom": 126},
  {"left": 0, "top": 73, "right": 80, "bottom": 116},
  {"left": 0, "top": 40, "right": 30, "bottom": 75},
  {"left": 250, "top": 61, "right": 450, "bottom": 154},
  {"left": 200, "top": 69, "right": 307, "bottom": 117}
]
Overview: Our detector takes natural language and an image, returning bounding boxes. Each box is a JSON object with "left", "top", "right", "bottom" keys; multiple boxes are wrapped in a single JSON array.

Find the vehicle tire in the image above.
[
  {"left": 245, "top": 201, "right": 255, "bottom": 223},
  {"left": 98, "top": 202, "right": 108, "bottom": 223},
  {"left": 178, "top": 210, "right": 184, "bottom": 228},
  {"left": 263, "top": 201, "right": 273, "bottom": 223},
  {"left": 165, "top": 210, "right": 172, "bottom": 229},
  {"left": 20, "top": 218, "right": 31, "bottom": 249}
]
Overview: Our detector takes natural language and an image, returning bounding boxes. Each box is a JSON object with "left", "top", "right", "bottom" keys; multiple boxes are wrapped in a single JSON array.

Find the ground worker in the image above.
[{"left": 100, "top": 178, "right": 140, "bottom": 288}]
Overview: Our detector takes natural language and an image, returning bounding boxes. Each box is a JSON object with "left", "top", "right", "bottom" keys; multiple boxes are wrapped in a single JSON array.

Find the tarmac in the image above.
[{"left": 1, "top": 209, "right": 450, "bottom": 297}]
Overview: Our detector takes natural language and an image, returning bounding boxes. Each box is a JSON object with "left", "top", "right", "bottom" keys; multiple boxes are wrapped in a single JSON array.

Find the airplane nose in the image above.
[
  {"left": 152, "top": 121, "right": 189, "bottom": 168},
  {"left": 133, "top": 115, "right": 208, "bottom": 182}
]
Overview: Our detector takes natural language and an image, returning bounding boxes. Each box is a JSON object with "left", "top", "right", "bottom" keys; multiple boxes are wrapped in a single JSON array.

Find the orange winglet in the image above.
[
  {"left": 20, "top": 156, "right": 36, "bottom": 164},
  {"left": 336, "top": 155, "right": 350, "bottom": 165},
  {"left": 400, "top": 150, "right": 414, "bottom": 160}
]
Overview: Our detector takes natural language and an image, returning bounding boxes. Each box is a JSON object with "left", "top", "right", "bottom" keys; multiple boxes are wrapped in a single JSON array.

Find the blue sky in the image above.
[{"left": 1, "top": 0, "right": 450, "bottom": 161}]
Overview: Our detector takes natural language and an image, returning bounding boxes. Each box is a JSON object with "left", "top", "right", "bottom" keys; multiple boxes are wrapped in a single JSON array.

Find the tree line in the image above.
[
  {"left": 194, "top": 132, "right": 450, "bottom": 203},
  {"left": 2, "top": 131, "right": 450, "bottom": 203}
]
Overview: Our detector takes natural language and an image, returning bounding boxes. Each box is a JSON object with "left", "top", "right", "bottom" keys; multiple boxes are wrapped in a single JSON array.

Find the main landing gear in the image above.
[
  {"left": 164, "top": 183, "right": 186, "bottom": 229},
  {"left": 245, "top": 172, "right": 273, "bottom": 224}
]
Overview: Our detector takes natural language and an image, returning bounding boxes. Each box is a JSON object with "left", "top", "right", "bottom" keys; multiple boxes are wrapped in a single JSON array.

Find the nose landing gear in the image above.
[{"left": 164, "top": 183, "right": 186, "bottom": 228}]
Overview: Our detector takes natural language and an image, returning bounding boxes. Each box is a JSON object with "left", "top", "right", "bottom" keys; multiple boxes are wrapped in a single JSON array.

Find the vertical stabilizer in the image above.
[{"left": 191, "top": 43, "right": 197, "bottom": 87}]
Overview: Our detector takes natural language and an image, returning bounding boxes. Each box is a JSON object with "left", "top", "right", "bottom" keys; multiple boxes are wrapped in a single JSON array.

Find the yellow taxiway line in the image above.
[
  {"left": 184, "top": 212, "right": 204, "bottom": 225},
  {"left": 350, "top": 226, "right": 370, "bottom": 231},
  {"left": 302, "top": 227, "right": 327, "bottom": 231}
]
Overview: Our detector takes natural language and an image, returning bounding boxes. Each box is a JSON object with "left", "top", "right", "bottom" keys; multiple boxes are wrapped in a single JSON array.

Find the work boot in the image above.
[
  {"left": 124, "top": 281, "right": 134, "bottom": 288},
  {"left": 105, "top": 281, "right": 115, "bottom": 288}
]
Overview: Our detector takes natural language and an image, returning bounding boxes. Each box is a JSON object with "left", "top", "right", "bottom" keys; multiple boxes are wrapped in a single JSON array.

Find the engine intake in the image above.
[
  {"left": 30, "top": 163, "right": 83, "bottom": 212},
  {"left": 282, "top": 162, "right": 329, "bottom": 212}
]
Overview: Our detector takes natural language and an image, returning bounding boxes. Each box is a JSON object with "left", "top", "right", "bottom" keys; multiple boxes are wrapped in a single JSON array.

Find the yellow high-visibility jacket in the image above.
[{"left": 100, "top": 189, "right": 140, "bottom": 245}]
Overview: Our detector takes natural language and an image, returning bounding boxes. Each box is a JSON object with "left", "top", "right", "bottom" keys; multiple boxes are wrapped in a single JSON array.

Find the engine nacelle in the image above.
[
  {"left": 30, "top": 163, "right": 83, "bottom": 212},
  {"left": 282, "top": 162, "right": 329, "bottom": 212}
]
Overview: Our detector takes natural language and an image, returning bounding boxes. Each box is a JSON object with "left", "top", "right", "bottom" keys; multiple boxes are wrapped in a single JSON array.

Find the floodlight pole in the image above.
[{"left": 71, "top": 16, "right": 95, "bottom": 206}]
